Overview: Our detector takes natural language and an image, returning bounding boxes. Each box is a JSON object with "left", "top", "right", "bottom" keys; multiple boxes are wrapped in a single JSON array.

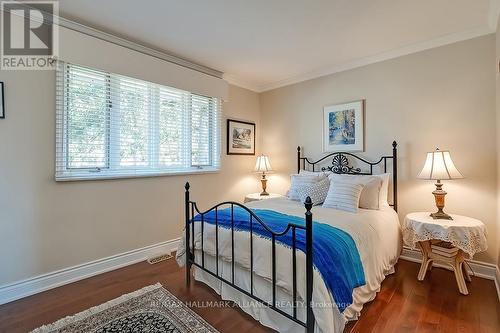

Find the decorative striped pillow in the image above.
[
  {"left": 296, "top": 177, "right": 330, "bottom": 206},
  {"left": 288, "top": 174, "right": 326, "bottom": 200},
  {"left": 329, "top": 174, "right": 382, "bottom": 210},
  {"left": 322, "top": 182, "right": 364, "bottom": 213}
]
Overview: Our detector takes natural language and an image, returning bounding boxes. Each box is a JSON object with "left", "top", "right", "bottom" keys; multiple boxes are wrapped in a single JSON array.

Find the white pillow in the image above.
[
  {"left": 323, "top": 181, "right": 364, "bottom": 213},
  {"left": 329, "top": 173, "right": 390, "bottom": 208},
  {"left": 288, "top": 174, "right": 326, "bottom": 200},
  {"left": 377, "top": 173, "right": 391, "bottom": 207},
  {"left": 329, "top": 174, "right": 382, "bottom": 210},
  {"left": 296, "top": 177, "right": 330, "bottom": 206},
  {"left": 299, "top": 170, "right": 332, "bottom": 178}
]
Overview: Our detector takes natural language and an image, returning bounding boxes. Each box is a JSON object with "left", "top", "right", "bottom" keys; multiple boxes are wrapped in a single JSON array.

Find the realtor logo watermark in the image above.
[{"left": 1, "top": 1, "right": 58, "bottom": 70}]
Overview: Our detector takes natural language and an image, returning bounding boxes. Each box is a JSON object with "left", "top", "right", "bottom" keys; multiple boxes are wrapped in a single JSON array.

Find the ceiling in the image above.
[{"left": 58, "top": 0, "right": 498, "bottom": 92}]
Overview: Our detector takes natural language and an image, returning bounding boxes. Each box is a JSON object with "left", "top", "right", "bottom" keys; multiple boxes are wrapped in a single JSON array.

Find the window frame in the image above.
[{"left": 56, "top": 62, "right": 221, "bottom": 181}]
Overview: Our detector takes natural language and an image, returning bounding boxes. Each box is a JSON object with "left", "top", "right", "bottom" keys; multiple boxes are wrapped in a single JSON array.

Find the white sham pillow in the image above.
[
  {"left": 296, "top": 177, "right": 330, "bottom": 206},
  {"left": 288, "top": 174, "right": 326, "bottom": 200},
  {"left": 299, "top": 170, "right": 332, "bottom": 178},
  {"left": 328, "top": 173, "right": 390, "bottom": 208},
  {"left": 329, "top": 174, "right": 382, "bottom": 210},
  {"left": 377, "top": 173, "right": 391, "bottom": 207},
  {"left": 323, "top": 181, "right": 364, "bottom": 213}
]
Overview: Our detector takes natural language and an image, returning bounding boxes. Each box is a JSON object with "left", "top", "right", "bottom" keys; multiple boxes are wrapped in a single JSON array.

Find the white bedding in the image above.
[{"left": 176, "top": 198, "right": 402, "bottom": 333}]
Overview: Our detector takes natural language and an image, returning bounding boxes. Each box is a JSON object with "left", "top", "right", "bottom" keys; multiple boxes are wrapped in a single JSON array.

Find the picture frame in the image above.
[
  {"left": 323, "top": 100, "right": 364, "bottom": 152},
  {"left": 0, "top": 82, "right": 4, "bottom": 119},
  {"left": 227, "top": 119, "right": 255, "bottom": 155}
]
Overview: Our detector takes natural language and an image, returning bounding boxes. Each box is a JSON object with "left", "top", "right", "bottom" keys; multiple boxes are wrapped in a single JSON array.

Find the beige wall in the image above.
[
  {"left": 1, "top": 33, "right": 499, "bottom": 288},
  {"left": 0, "top": 77, "right": 261, "bottom": 285},
  {"left": 496, "top": 20, "right": 500, "bottom": 267},
  {"left": 260, "top": 35, "right": 498, "bottom": 264}
]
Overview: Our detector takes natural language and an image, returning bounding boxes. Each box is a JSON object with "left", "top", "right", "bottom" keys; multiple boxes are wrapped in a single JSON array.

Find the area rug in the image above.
[{"left": 31, "top": 283, "right": 219, "bottom": 333}]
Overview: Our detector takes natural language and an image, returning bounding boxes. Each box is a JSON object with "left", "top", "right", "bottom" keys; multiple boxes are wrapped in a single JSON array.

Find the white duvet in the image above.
[{"left": 177, "top": 198, "right": 402, "bottom": 333}]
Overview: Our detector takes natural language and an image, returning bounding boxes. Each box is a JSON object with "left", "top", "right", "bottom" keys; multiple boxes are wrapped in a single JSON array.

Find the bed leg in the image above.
[
  {"left": 305, "top": 197, "right": 315, "bottom": 333},
  {"left": 185, "top": 182, "right": 191, "bottom": 288}
]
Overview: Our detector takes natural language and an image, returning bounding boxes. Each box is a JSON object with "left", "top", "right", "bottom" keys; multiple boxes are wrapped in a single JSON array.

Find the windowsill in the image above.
[{"left": 55, "top": 168, "right": 220, "bottom": 182}]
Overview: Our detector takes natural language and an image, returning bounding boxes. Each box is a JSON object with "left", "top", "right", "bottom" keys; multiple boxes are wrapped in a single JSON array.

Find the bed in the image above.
[{"left": 176, "top": 142, "right": 402, "bottom": 333}]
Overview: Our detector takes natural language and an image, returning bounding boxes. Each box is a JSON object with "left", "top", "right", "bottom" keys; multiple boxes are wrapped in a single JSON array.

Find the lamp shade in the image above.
[
  {"left": 254, "top": 155, "right": 272, "bottom": 173},
  {"left": 417, "top": 149, "right": 463, "bottom": 180}
]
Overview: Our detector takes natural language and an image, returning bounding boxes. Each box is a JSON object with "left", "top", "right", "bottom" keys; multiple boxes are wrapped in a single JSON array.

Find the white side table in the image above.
[
  {"left": 402, "top": 212, "right": 487, "bottom": 295},
  {"left": 244, "top": 193, "right": 283, "bottom": 203}
]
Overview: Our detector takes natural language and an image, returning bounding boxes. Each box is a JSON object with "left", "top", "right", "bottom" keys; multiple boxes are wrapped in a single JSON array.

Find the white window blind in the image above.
[{"left": 56, "top": 62, "right": 221, "bottom": 181}]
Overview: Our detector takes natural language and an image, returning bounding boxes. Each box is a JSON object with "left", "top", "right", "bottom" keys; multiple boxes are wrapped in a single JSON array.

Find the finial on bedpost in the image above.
[
  {"left": 185, "top": 182, "right": 190, "bottom": 191},
  {"left": 392, "top": 141, "right": 397, "bottom": 149},
  {"left": 304, "top": 196, "right": 312, "bottom": 212},
  {"left": 304, "top": 195, "right": 315, "bottom": 332},
  {"left": 297, "top": 146, "right": 301, "bottom": 173}
]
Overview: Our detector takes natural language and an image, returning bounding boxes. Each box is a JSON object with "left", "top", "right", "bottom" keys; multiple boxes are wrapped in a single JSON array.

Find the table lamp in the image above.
[
  {"left": 417, "top": 148, "right": 463, "bottom": 220},
  {"left": 254, "top": 155, "right": 272, "bottom": 196}
]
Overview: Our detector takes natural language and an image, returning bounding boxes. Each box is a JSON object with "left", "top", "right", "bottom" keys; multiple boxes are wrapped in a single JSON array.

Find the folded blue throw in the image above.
[{"left": 192, "top": 207, "right": 365, "bottom": 312}]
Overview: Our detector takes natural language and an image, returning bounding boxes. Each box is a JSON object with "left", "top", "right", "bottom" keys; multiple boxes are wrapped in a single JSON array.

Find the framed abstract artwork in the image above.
[
  {"left": 0, "top": 82, "right": 4, "bottom": 119},
  {"left": 227, "top": 119, "right": 255, "bottom": 155},
  {"left": 323, "top": 100, "right": 364, "bottom": 152}
]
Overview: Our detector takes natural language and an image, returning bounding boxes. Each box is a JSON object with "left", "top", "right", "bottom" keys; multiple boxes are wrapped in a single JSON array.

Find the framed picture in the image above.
[
  {"left": 323, "top": 100, "right": 364, "bottom": 152},
  {"left": 227, "top": 119, "right": 255, "bottom": 155},
  {"left": 0, "top": 82, "right": 4, "bottom": 119}
]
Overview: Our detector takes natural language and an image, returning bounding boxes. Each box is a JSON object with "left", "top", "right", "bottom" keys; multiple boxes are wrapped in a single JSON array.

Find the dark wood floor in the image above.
[{"left": 0, "top": 259, "right": 498, "bottom": 333}]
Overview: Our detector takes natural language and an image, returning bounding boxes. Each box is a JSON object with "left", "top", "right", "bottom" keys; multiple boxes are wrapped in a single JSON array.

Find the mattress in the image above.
[{"left": 177, "top": 197, "right": 402, "bottom": 333}]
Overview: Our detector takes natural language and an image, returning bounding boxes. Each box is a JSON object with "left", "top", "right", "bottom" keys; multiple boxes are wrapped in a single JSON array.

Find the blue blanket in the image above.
[{"left": 192, "top": 207, "right": 365, "bottom": 312}]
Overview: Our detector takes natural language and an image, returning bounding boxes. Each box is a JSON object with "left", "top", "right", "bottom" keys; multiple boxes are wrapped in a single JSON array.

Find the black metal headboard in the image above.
[{"left": 297, "top": 141, "right": 398, "bottom": 211}]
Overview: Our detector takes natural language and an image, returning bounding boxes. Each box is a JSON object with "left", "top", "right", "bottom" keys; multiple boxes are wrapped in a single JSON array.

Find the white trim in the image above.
[
  {"left": 5, "top": 1, "right": 496, "bottom": 93},
  {"left": 489, "top": 0, "right": 500, "bottom": 31},
  {"left": 399, "top": 246, "right": 498, "bottom": 281},
  {"left": 2, "top": 1, "right": 223, "bottom": 79},
  {"left": 223, "top": 74, "right": 261, "bottom": 93},
  {"left": 0, "top": 238, "right": 180, "bottom": 305},
  {"left": 56, "top": 17, "right": 223, "bottom": 79},
  {"left": 255, "top": 26, "right": 493, "bottom": 92},
  {"left": 496, "top": 266, "right": 500, "bottom": 302}
]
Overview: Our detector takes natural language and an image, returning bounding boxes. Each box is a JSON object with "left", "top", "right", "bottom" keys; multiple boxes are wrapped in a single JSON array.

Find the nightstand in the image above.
[
  {"left": 244, "top": 193, "right": 283, "bottom": 203},
  {"left": 402, "top": 212, "right": 487, "bottom": 295}
]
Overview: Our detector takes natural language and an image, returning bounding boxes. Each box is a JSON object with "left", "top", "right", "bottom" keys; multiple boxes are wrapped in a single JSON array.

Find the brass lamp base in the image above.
[
  {"left": 260, "top": 174, "right": 269, "bottom": 196},
  {"left": 430, "top": 180, "right": 453, "bottom": 220},
  {"left": 430, "top": 210, "right": 452, "bottom": 220}
]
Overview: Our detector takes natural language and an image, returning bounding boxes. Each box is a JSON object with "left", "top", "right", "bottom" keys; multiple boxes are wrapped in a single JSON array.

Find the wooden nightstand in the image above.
[
  {"left": 402, "top": 212, "right": 487, "bottom": 295},
  {"left": 244, "top": 193, "right": 283, "bottom": 203}
]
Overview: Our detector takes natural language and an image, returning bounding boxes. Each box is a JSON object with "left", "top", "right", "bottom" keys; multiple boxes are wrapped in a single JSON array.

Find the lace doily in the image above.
[{"left": 403, "top": 212, "right": 487, "bottom": 259}]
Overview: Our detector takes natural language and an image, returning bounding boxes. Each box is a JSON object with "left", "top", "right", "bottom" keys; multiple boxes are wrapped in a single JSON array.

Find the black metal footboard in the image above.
[{"left": 184, "top": 182, "right": 315, "bottom": 333}]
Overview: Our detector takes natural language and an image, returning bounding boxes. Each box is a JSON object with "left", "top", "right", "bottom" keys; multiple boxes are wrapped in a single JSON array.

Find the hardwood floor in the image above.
[{"left": 0, "top": 259, "right": 498, "bottom": 333}]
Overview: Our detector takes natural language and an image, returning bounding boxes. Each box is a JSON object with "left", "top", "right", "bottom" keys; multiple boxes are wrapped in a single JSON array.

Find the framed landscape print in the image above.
[
  {"left": 0, "top": 82, "right": 4, "bottom": 119},
  {"left": 323, "top": 100, "right": 364, "bottom": 152},
  {"left": 227, "top": 119, "right": 255, "bottom": 155}
]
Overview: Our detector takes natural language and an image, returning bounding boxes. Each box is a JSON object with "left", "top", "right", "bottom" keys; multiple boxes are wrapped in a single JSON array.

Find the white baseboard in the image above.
[
  {"left": 0, "top": 238, "right": 180, "bottom": 305},
  {"left": 399, "top": 246, "right": 498, "bottom": 281},
  {"left": 400, "top": 246, "right": 500, "bottom": 302},
  {"left": 496, "top": 267, "right": 500, "bottom": 302}
]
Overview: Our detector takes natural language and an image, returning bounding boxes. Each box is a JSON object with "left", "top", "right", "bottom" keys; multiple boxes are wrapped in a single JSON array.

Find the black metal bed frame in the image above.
[
  {"left": 184, "top": 141, "right": 398, "bottom": 333},
  {"left": 298, "top": 140, "right": 398, "bottom": 211}
]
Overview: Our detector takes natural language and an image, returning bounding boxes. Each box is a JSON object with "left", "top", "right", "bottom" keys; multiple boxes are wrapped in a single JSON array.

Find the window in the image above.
[{"left": 56, "top": 62, "right": 221, "bottom": 180}]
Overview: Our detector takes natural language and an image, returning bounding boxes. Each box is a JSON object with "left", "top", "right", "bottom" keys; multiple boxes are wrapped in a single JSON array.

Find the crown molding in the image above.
[
  {"left": 254, "top": 25, "right": 493, "bottom": 93},
  {"left": 57, "top": 17, "right": 224, "bottom": 79},
  {"left": 489, "top": 0, "right": 500, "bottom": 31},
  {"left": 223, "top": 74, "right": 261, "bottom": 92},
  {"left": 5, "top": 1, "right": 497, "bottom": 94},
  {"left": 2, "top": 1, "right": 223, "bottom": 79}
]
